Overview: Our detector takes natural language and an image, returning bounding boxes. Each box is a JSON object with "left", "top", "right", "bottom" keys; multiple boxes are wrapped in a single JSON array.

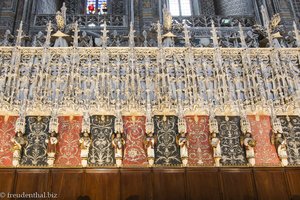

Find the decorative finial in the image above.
[
  {"left": 157, "top": 21, "right": 162, "bottom": 48},
  {"left": 101, "top": 21, "right": 109, "bottom": 48},
  {"left": 293, "top": 21, "right": 300, "bottom": 47},
  {"left": 183, "top": 22, "right": 191, "bottom": 48},
  {"left": 211, "top": 20, "right": 219, "bottom": 48},
  {"left": 44, "top": 21, "right": 52, "bottom": 48},
  {"left": 143, "top": 30, "right": 148, "bottom": 47},
  {"left": 260, "top": 5, "right": 270, "bottom": 28},
  {"left": 61, "top": 2, "right": 67, "bottom": 23},
  {"left": 129, "top": 22, "right": 135, "bottom": 48},
  {"left": 73, "top": 21, "right": 79, "bottom": 47},
  {"left": 15, "top": 21, "right": 23, "bottom": 46},
  {"left": 238, "top": 22, "right": 247, "bottom": 48}
]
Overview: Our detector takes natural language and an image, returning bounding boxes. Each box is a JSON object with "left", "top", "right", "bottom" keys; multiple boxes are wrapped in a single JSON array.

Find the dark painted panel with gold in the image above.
[
  {"left": 88, "top": 115, "right": 115, "bottom": 166},
  {"left": 21, "top": 116, "right": 50, "bottom": 166},
  {"left": 154, "top": 115, "right": 181, "bottom": 165}
]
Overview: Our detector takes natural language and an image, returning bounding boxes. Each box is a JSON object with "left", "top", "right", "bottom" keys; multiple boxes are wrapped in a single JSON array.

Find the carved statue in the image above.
[
  {"left": 1, "top": 30, "right": 14, "bottom": 46},
  {"left": 163, "top": 4, "right": 172, "bottom": 32},
  {"left": 277, "top": 137, "right": 289, "bottom": 167},
  {"left": 112, "top": 132, "right": 125, "bottom": 167},
  {"left": 55, "top": 11, "right": 65, "bottom": 31},
  {"left": 79, "top": 31, "right": 93, "bottom": 47},
  {"left": 144, "top": 131, "right": 156, "bottom": 166},
  {"left": 11, "top": 131, "right": 27, "bottom": 166},
  {"left": 272, "top": 117, "right": 289, "bottom": 166},
  {"left": 240, "top": 116, "right": 256, "bottom": 166},
  {"left": 209, "top": 117, "right": 221, "bottom": 167},
  {"left": 211, "top": 133, "right": 221, "bottom": 167},
  {"left": 177, "top": 132, "right": 188, "bottom": 166},
  {"left": 243, "top": 133, "right": 256, "bottom": 166},
  {"left": 32, "top": 31, "right": 45, "bottom": 47},
  {"left": 79, "top": 131, "right": 91, "bottom": 167},
  {"left": 45, "top": 131, "right": 58, "bottom": 166}
]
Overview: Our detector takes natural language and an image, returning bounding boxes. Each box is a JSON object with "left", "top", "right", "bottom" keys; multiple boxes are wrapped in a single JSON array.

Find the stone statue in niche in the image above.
[
  {"left": 144, "top": 131, "right": 156, "bottom": 166},
  {"left": 79, "top": 130, "right": 91, "bottom": 167},
  {"left": 209, "top": 117, "right": 221, "bottom": 167},
  {"left": 112, "top": 132, "right": 125, "bottom": 167},
  {"left": 79, "top": 31, "right": 93, "bottom": 47},
  {"left": 32, "top": 31, "right": 45, "bottom": 47},
  {"left": 1, "top": 30, "right": 14, "bottom": 46},
  {"left": 177, "top": 132, "right": 188, "bottom": 166},
  {"left": 11, "top": 131, "right": 28, "bottom": 167},
  {"left": 45, "top": 131, "right": 58, "bottom": 166}
]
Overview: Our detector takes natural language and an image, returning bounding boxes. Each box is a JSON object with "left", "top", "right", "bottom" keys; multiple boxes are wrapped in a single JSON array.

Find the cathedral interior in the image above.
[{"left": 0, "top": 0, "right": 300, "bottom": 199}]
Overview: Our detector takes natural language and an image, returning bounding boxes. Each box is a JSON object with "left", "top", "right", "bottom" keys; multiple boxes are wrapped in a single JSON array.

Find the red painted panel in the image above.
[
  {"left": 248, "top": 115, "right": 280, "bottom": 166},
  {"left": 0, "top": 116, "right": 17, "bottom": 166},
  {"left": 185, "top": 116, "right": 214, "bottom": 165},
  {"left": 55, "top": 116, "right": 82, "bottom": 166},
  {"left": 123, "top": 116, "right": 147, "bottom": 166}
]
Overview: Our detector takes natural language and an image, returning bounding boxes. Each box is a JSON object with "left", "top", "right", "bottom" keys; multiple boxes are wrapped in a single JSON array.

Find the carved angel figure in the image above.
[
  {"left": 112, "top": 132, "right": 125, "bottom": 167},
  {"left": 79, "top": 131, "right": 91, "bottom": 167},
  {"left": 176, "top": 132, "right": 188, "bottom": 166},
  {"left": 11, "top": 131, "right": 28, "bottom": 167},
  {"left": 45, "top": 131, "right": 58, "bottom": 166},
  {"left": 210, "top": 133, "right": 221, "bottom": 167},
  {"left": 242, "top": 133, "right": 256, "bottom": 166},
  {"left": 144, "top": 131, "right": 156, "bottom": 166},
  {"left": 276, "top": 135, "right": 289, "bottom": 166}
]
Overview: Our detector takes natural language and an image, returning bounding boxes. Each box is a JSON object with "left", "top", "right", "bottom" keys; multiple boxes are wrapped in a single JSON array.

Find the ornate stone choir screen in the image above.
[{"left": 0, "top": 3, "right": 300, "bottom": 168}]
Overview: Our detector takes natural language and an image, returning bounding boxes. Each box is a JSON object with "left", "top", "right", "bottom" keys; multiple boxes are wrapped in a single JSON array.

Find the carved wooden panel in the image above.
[
  {"left": 286, "top": 168, "right": 300, "bottom": 199},
  {"left": 51, "top": 169, "right": 83, "bottom": 200},
  {"left": 154, "top": 116, "right": 181, "bottom": 165},
  {"left": 248, "top": 115, "right": 280, "bottom": 166},
  {"left": 0, "top": 116, "right": 17, "bottom": 166},
  {"left": 120, "top": 169, "right": 152, "bottom": 200},
  {"left": 21, "top": 116, "right": 50, "bottom": 166},
  {"left": 220, "top": 169, "right": 256, "bottom": 200},
  {"left": 15, "top": 170, "right": 50, "bottom": 195},
  {"left": 279, "top": 116, "right": 300, "bottom": 165},
  {"left": 55, "top": 116, "right": 82, "bottom": 166},
  {"left": 216, "top": 116, "right": 247, "bottom": 166},
  {"left": 186, "top": 168, "right": 220, "bottom": 200},
  {"left": 254, "top": 168, "right": 289, "bottom": 200},
  {"left": 84, "top": 169, "right": 120, "bottom": 200},
  {"left": 88, "top": 116, "right": 115, "bottom": 166},
  {"left": 185, "top": 116, "right": 214, "bottom": 165},
  {"left": 153, "top": 169, "right": 186, "bottom": 200},
  {"left": 123, "top": 116, "right": 147, "bottom": 166},
  {"left": 0, "top": 169, "right": 15, "bottom": 198}
]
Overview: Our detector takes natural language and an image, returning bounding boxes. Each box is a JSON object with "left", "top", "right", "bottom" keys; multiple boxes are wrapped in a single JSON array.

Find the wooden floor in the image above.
[{"left": 0, "top": 167, "right": 299, "bottom": 200}]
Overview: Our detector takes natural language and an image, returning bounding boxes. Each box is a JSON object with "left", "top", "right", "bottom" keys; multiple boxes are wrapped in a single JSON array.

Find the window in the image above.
[
  {"left": 169, "top": 0, "right": 192, "bottom": 16},
  {"left": 86, "top": 0, "right": 108, "bottom": 15},
  {"left": 293, "top": 0, "right": 300, "bottom": 17}
]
